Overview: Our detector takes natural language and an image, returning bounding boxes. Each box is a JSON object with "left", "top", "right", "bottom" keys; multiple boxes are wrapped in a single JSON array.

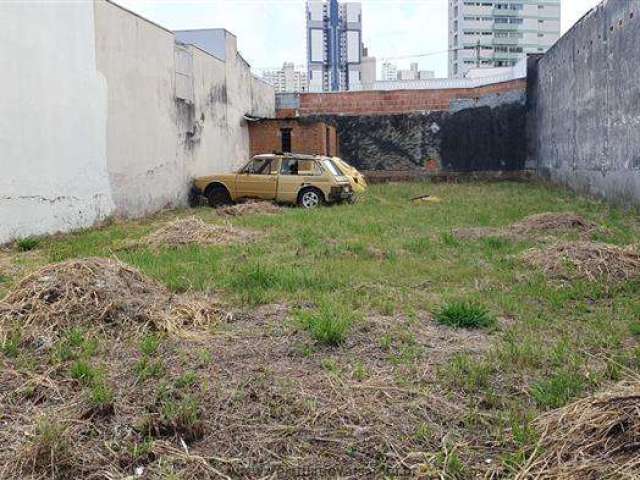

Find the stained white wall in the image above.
[
  {"left": 0, "top": 1, "right": 115, "bottom": 244},
  {"left": 0, "top": 0, "right": 275, "bottom": 244},
  {"left": 95, "top": 0, "right": 186, "bottom": 217}
]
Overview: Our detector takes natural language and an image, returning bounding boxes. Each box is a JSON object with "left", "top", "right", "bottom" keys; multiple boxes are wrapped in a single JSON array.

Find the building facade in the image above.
[
  {"left": 381, "top": 61, "right": 397, "bottom": 81},
  {"left": 448, "top": 0, "right": 561, "bottom": 78},
  {"left": 397, "top": 63, "right": 435, "bottom": 80},
  {"left": 306, "top": 0, "right": 363, "bottom": 92},
  {"left": 262, "top": 62, "right": 308, "bottom": 93},
  {"left": 360, "top": 47, "right": 377, "bottom": 86}
]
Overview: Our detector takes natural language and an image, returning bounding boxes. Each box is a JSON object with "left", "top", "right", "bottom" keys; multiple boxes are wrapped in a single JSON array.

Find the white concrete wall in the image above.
[
  {"left": 95, "top": 0, "right": 186, "bottom": 217},
  {"left": 0, "top": 1, "right": 115, "bottom": 244},
  {"left": 0, "top": 0, "right": 275, "bottom": 244}
]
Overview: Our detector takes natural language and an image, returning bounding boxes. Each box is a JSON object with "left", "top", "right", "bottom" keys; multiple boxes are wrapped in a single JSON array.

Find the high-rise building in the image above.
[
  {"left": 262, "top": 62, "right": 308, "bottom": 93},
  {"left": 306, "top": 0, "right": 363, "bottom": 92},
  {"left": 381, "top": 61, "right": 397, "bottom": 81},
  {"left": 360, "top": 46, "right": 377, "bottom": 86},
  {"left": 448, "top": 0, "right": 561, "bottom": 78},
  {"left": 397, "top": 63, "right": 435, "bottom": 80}
]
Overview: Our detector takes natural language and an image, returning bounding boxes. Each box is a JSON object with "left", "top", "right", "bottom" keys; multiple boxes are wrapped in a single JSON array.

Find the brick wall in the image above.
[
  {"left": 277, "top": 79, "right": 526, "bottom": 117},
  {"left": 249, "top": 119, "right": 338, "bottom": 157}
]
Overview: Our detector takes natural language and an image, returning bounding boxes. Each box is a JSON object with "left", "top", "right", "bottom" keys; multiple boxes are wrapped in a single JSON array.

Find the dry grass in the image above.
[
  {"left": 216, "top": 200, "right": 282, "bottom": 217},
  {"left": 0, "top": 303, "right": 490, "bottom": 479},
  {"left": 522, "top": 241, "right": 640, "bottom": 284},
  {"left": 454, "top": 212, "right": 597, "bottom": 241},
  {"left": 0, "top": 257, "right": 226, "bottom": 337},
  {"left": 144, "top": 217, "right": 257, "bottom": 249},
  {"left": 517, "top": 381, "right": 640, "bottom": 480}
]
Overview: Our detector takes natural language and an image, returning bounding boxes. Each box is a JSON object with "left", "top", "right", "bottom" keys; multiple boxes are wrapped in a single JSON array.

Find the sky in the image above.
[{"left": 114, "top": 0, "right": 604, "bottom": 78}]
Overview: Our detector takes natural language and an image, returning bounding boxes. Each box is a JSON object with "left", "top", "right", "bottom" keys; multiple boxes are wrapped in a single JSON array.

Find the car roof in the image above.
[{"left": 252, "top": 153, "right": 331, "bottom": 161}]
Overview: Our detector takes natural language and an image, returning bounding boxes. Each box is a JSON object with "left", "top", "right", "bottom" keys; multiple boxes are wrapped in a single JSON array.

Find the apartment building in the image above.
[
  {"left": 448, "top": 0, "right": 561, "bottom": 78},
  {"left": 381, "top": 61, "right": 398, "bottom": 81},
  {"left": 306, "top": 0, "right": 363, "bottom": 92},
  {"left": 262, "top": 62, "right": 308, "bottom": 93},
  {"left": 397, "top": 63, "right": 435, "bottom": 81}
]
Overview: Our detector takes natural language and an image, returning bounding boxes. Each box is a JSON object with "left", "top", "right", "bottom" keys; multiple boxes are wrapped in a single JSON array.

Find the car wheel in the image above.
[
  {"left": 206, "top": 185, "right": 231, "bottom": 208},
  {"left": 298, "top": 188, "right": 323, "bottom": 209}
]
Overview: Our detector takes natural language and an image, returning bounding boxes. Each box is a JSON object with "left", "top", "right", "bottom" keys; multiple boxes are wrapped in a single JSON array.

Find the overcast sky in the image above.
[{"left": 114, "top": 0, "right": 604, "bottom": 77}]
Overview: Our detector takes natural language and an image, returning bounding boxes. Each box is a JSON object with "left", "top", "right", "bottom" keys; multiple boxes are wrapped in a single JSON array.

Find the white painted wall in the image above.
[
  {"left": 0, "top": 1, "right": 115, "bottom": 244},
  {"left": 0, "top": 0, "right": 275, "bottom": 244},
  {"left": 95, "top": 0, "right": 186, "bottom": 217}
]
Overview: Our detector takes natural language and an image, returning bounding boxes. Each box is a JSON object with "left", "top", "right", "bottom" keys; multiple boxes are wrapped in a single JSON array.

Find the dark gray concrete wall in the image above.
[
  {"left": 306, "top": 90, "right": 526, "bottom": 172},
  {"left": 529, "top": 0, "right": 640, "bottom": 206}
]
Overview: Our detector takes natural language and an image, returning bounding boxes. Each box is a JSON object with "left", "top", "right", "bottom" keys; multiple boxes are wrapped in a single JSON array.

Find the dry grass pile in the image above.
[
  {"left": 518, "top": 382, "right": 640, "bottom": 479},
  {"left": 522, "top": 241, "right": 640, "bottom": 283},
  {"left": 145, "top": 216, "right": 257, "bottom": 249},
  {"left": 453, "top": 212, "right": 597, "bottom": 241},
  {"left": 0, "top": 257, "right": 225, "bottom": 336},
  {"left": 510, "top": 212, "right": 596, "bottom": 235},
  {"left": 216, "top": 200, "right": 282, "bottom": 217}
]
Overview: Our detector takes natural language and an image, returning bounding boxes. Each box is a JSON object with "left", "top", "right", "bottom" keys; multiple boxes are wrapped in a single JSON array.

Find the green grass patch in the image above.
[
  {"left": 16, "top": 237, "right": 39, "bottom": 251},
  {"left": 530, "top": 370, "right": 586, "bottom": 409},
  {"left": 435, "top": 301, "right": 496, "bottom": 329},
  {"left": 296, "top": 302, "right": 358, "bottom": 346}
]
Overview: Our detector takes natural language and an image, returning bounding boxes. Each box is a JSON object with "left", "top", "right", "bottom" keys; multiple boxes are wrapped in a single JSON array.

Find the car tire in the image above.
[
  {"left": 298, "top": 187, "right": 324, "bottom": 209},
  {"left": 206, "top": 185, "right": 231, "bottom": 208}
]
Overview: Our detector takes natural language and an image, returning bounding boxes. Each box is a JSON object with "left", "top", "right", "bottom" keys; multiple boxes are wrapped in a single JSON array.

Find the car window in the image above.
[
  {"left": 322, "top": 159, "right": 341, "bottom": 177},
  {"left": 243, "top": 158, "right": 273, "bottom": 175},
  {"left": 281, "top": 158, "right": 322, "bottom": 176}
]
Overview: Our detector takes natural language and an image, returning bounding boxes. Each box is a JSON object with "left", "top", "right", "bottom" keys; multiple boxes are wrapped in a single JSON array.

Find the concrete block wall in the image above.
[
  {"left": 0, "top": 0, "right": 275, "bottom": 244},
  {"left": 529, "top": 0, "right": 640, "bottom": 207}
]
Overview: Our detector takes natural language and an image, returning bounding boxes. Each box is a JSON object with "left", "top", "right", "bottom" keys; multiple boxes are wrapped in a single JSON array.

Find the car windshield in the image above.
[{"left": 322, "top": 159, "right": 341, "bottom": 177}]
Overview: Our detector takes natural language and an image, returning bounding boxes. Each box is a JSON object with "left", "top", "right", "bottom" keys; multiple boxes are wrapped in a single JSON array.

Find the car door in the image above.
[
  {"left": 235, "top": 157, "right": 278, "bottom": 200},
  {"left": 276, "top": 158, "right": 323, "bottom": 203}
]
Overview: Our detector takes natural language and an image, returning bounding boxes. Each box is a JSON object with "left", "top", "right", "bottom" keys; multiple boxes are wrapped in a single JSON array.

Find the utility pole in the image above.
[{"left": 476, "top": 39, "right": 481, "bottom": 68}]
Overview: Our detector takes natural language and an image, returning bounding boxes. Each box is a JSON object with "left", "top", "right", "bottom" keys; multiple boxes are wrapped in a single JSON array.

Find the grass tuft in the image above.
[
  {"left": 16, "top": 237, "right": 40, "bottom": 251},
  {"left": 296, "top": 303, "right": 357, "bottom": 346},
  {"left": 435, "top": 301, "right": 496, "bottom": 329}
]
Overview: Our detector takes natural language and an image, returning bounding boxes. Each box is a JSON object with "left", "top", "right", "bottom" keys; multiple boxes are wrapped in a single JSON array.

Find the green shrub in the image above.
[{"left": 435, "top": 301, "right": 496, "bottom": 329}]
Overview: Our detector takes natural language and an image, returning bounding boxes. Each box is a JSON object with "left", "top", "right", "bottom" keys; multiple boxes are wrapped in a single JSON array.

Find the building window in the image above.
[{"left": 280, "top": 128, "right": 292, "bottom": 153}]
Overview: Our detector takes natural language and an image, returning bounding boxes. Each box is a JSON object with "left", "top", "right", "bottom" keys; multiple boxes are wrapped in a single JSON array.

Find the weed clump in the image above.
[
  {"left": 519, "top": 382, "right": 640, "bottom": 479},
  {"left": 297, "top": 303, "right": 356, "bottom": 346},
  {"left": 16, "top": 237, "right": 40, "bottom": 252},
  {"left": 435, "top": 302, "right": 496, "bottom": 329}
]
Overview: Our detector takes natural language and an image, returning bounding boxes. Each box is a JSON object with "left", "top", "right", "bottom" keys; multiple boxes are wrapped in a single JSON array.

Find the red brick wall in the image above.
[
  {"left": 277, "top": 79, "right": 526, "bottom": 117},
  {"left": 249, "top": 120, "right": 338, "bottom": 157}
]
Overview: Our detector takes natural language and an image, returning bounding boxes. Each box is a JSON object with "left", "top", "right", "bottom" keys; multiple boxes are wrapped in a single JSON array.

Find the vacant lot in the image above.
[{"left": 1, "top": 181, "right": 640, "bottom": 479}]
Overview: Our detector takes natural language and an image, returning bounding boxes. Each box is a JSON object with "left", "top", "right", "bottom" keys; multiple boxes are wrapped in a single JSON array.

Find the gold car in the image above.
[
  {"left": 332, "top": 157, "right": 368, "bottom": 194},
  {"left": 193, "top": 154, "right": 354, "bottom": 209}
]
